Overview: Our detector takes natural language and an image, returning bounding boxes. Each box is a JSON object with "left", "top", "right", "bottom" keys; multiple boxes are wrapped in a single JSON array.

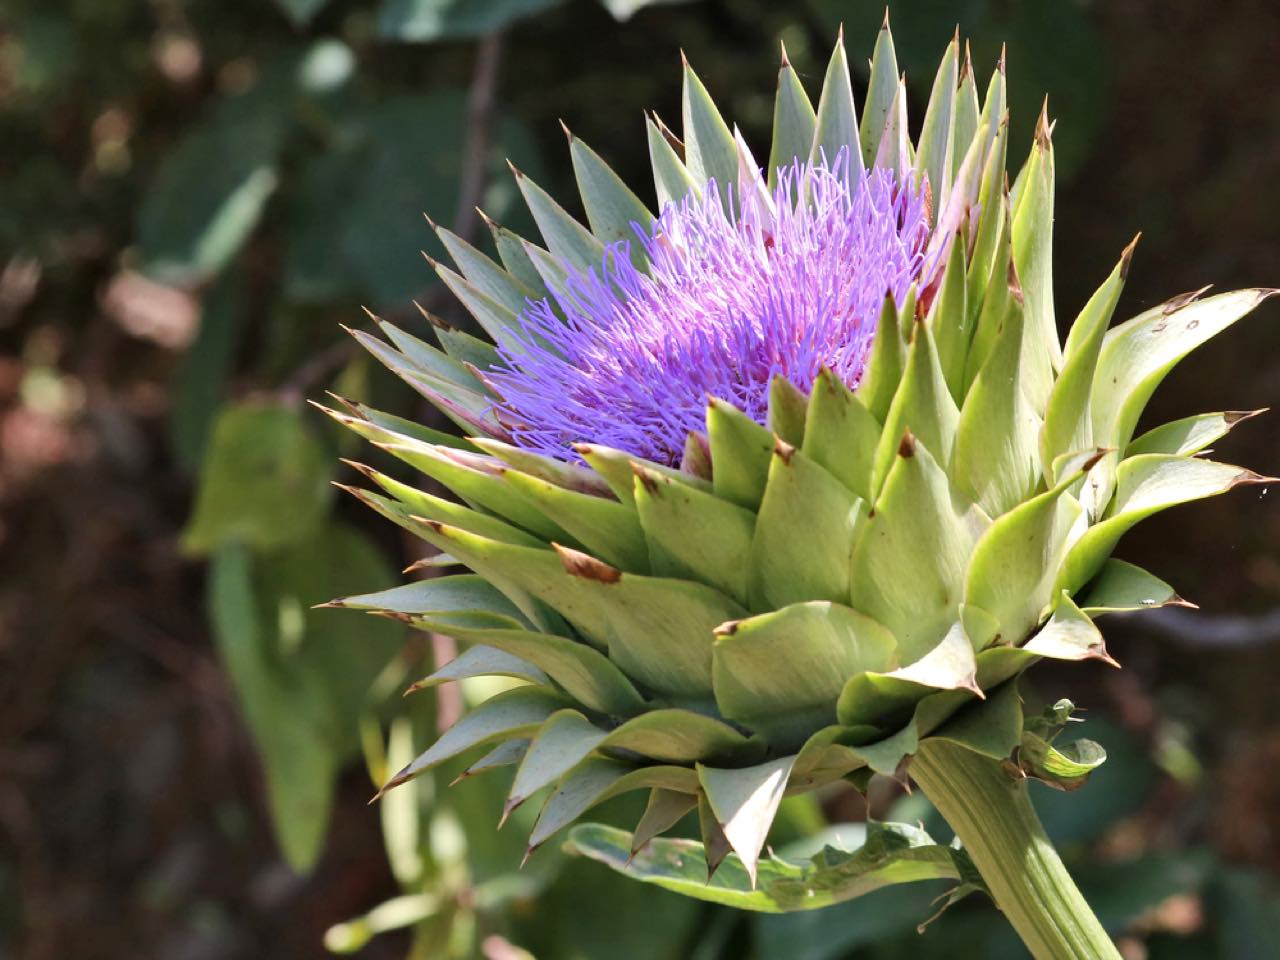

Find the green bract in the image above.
[{"left": 321, "top": 20, "right": 1272, "bottom": 902}]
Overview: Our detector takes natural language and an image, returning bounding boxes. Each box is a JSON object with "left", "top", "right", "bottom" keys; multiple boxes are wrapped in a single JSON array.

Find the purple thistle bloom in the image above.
[{"left": 487, "top": 150, "right": 933, "bottom": 465}]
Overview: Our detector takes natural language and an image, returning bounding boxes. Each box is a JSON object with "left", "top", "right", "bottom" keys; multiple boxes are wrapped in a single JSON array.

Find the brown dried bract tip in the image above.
[
  {"left": 881, "top": 6, "right": 891, "bottom": 30},
  {"left": 1007, "top": 258, "right": 1025, "bottom": 306},
  {"left": 1232, "top": 469, "right": 1280, "bottom": 488},
  {"left": 312, "top": 597, "right": 347, "bottom": 609},
  {"left": 1162, "top": 285, "right": 1213, "bottom": 315},
  {"left": 558, "top": 118, "right": 573, "bottom": 142},
  {"left": 506, "top": 158, "right": 524, "bottom": 179},
  {"left": 998, "top": 42, "right": 1007, "bottom": 74},
  {"left": 836, "top": 22, "right": 845, "bottom": 45},
  {"left": 1089, "top": 643, "right": 1122, "bottom": 670},
  {"left": 898, "top": 430, "right": 916, "bottom": 458},
  {"left": 650, "top": 111, "right": 685, "bottom": 154},
  {"left": 713, "top": 618, "right": 741, "bottom": 639},
  {"left": 630, "top": 462, "right": 662, "bottom": 496},
  {"left": 339, "top": 458, "right": 379, "bottom": 481},
  {"left": 779, "top": 38, "right": 791, "bottom": 69},
  {"left": 1035, "top": 97, "right": 1052, "bottom": 151},
  {"left": 773, "top": 436, "right": 796, "bottom": 465},
  {"left": 1225, "top": 407, "right": 1270, "bottom": 426},
  {"left": 1119, "top": 233, "right": 1142, "bottom": 279},
  {"left": 554, "top": 543, "right": 622, "bottom": 583},
  {"left": 476, "top": 207, "right": 499, "bottom": 229},
  {"left": 420, "top": 250, "right": 442, "bottom": 271},
  {"left": 959, "top": 40, "right": 973, "bottom": 83}
]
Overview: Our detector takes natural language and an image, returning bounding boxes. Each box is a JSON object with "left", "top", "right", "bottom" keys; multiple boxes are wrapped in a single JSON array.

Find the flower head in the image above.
[{"left": 487, "top": 151, "right": 931, "bottom": 464}]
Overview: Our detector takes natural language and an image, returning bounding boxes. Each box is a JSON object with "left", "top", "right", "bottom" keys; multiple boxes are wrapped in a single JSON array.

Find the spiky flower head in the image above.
[
  {"left": 488, "top": 153, "right": 933, "bottom": 465},
  {"left": 322, "top": 19, "right": 1273, "bottom": 902}
]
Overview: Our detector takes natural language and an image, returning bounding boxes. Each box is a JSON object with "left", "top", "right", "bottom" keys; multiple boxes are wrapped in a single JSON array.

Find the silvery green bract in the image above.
[{"left": 320, "top": 19, "right": 1273, "bottom": 909}]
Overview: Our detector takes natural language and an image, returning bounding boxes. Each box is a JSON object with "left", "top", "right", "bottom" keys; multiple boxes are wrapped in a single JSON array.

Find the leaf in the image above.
[
  {"left": 1058, "top": 454, "right": 1268, "bottom": 593},
  {"left": 913, "top": 32, "right": 957, "bottom": 215},
  {"left": 749, "top": 441, "right": 866, "bottom": 609},
  {"left": 871, "top": 321, "right": 959, "bottom": 498},
  {"left": 1078, "top": 559, "right": 1188, "bottom": 615},
  {"left": 274, "top": 0, "right": 330, "bottom": 26},
  {"left": 528, "top": 756, "right": 632, "bottom": 849},
  {"left": 510, "top": 165, "right": 606, "bottom": 273},
  {"left": 801, "top": 368, "right": 879, "bottom": 503},
  {"left": 1017, "top": 699, "right": 1107, "bottom": 790},
  {"left": 506, "top": 709, "right": 607, "bottom": 815},
  {"left": 138, "top": 82, "right": 285, "bottom": 285},
  {"left": 410, "top": 644, "right": 547, "bottom": 691},
  {"left": 597, "top": 0, "right": 688, "bottom": 20},
  {"left": 1021, "top": 592, "right": 1115, "bottom": 665},
  {"left": 210, "top": 525, "right": 403, "bottom": 871},
  {"left": 850, "top": 435, "right": 988, "bottom": 664},
  {"left": 1040, "top": 243, "right": 1132, "bottom": 479},
  {"left": 182, "top": 404, "right": 332, "bottom": 556},
  {"left": 963, "top": 466, "right": 1087, "bottom": 645},
  {"left": 1126, "top": 409, "right": 1265, "bottom": 458},
  {"left": 836, "top": 622, "right": 982, "bottom": 733},
  {"left": 706, "top": 397, "right": 775, "bottom": 510},
  {"left": 334, "top": 94, "right": 547, "bottom": 307},
  {"left": 419, "top": 524, "right": 745, "bottom": 697},
  {"left": 169, "top": 270, "right": 245, "bottom": 473},
  {"left": 712, "top": 601, "right": 896, "bottom": 748},
  {"left": 404, "top": 620, "right": 646, "bottom": 717},
  {"left": 382, "top": 685, "right": 567, "bottom": 792},
  {"left": 605, "top": 710, "right": 755, "bottom": 763},
  {"left": 681, "top": 58, "right": 738, "bottom": 196},
  {"left": 632, "top": 464, "right": 756, "bottom": 605},
  {"left": 768, "top": 50, "right": 816, "bottom": 187},
  {"left": 1009, "top": 115, "right": 1060, "bottom": 413},
  {"left": 565, "top": 820, "right": 967, "bottom": 913},
  {"left": 810, "top": 31, "right": 860, "bottom": 172},
  {"left": 376, "top": 0, "right": 565, "bottom": 41},
  {"left": 567, "top": 130, "right": 653, "bottom": 261},
  {"left": 1092, "top": 288, "right": 1276, "bottom": 448},
  {"left": 856, "top": 297, "right": 905, "bottom": 422},
  {"left": 501, "top": 467, "right": 649, "bottom": 572},
  {"left": 210, "top": 544, "right": 334, "bottom": 871},
  {"left": 951, "top": 287, "right": 1041, "bottom": 517},
  {"left": 859, "top": 13, "right": 900, "bottom": 168},
  {"left": 645, "top": 115, "right": 699, "bottom": 210},
  {"left": 698, "top": 756, "right": 796, "bottom": 885}
]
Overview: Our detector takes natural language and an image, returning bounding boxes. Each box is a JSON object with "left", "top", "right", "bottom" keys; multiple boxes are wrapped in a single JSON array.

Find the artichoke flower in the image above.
[{"left": 320, "top": 18, "right": 1271, "bottom": 945}]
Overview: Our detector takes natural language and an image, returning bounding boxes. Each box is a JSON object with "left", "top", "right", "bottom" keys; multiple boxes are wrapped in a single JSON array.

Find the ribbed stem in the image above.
[{"left": 911, "top": 739, "right": 1121, "bottom": 960}]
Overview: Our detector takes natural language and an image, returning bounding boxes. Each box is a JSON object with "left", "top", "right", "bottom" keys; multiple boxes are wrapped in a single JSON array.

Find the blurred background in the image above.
[{"left": 3, "top": 0, "right": 1280, "bottom": 957}]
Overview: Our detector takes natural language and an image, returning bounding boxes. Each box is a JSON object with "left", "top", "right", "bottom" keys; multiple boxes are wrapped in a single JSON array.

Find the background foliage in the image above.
[{"left": 3, "top": 0, "right": 1280, "bottom": 957}]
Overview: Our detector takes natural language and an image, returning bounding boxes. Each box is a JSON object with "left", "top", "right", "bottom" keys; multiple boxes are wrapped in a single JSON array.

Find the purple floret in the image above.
[{"left": 486, "top": 150, "right": 933, "bottom": 465}]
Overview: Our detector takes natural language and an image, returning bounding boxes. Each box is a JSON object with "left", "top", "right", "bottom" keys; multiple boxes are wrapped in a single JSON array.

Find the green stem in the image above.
[{"left": 911, "top": 739, "right": 1121, "bottom": 960}]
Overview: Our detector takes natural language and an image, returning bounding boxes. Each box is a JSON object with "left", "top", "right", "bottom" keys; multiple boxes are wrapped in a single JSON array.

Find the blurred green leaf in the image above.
[
  {"left": 209, "top": 524, "right": 402, "bottom": 871},
  {"left": 182, "top": 403, "right": 332, "bottom": 555},
  {"left": 169, "top": 270, "right": 245, "bottom": 473},
  {"left": 753, "top": 881, "right": 951, "bottom": 960},
  {"left": 377, "top": 0, "right": 566, "bottom": 42},
  {"left": 210, "top": 542, "right": 335, "bottom": 870},
  {"left": 598, "top": 0, "right": 692, "bottom": 21},
  {"left": 275, "top": 0, "right": 331, "bottom": 26},
  {"left": 1075, "top": 851, "right": 1212, "bottom": 934},
  {"left": 1209, "top": 869, "right": 1280, "bottom": 960},
  {"left": 138, "top": 86, "right": 286, "bottom": 285},
  {"left": 286, "top": 93, "right": 543, "bottom": 307}
]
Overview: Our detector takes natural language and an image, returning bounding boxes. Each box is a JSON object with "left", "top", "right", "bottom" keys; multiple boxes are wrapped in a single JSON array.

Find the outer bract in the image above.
[{"left": 321, "top": 21, "right": 1273, "bottom": 893}]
